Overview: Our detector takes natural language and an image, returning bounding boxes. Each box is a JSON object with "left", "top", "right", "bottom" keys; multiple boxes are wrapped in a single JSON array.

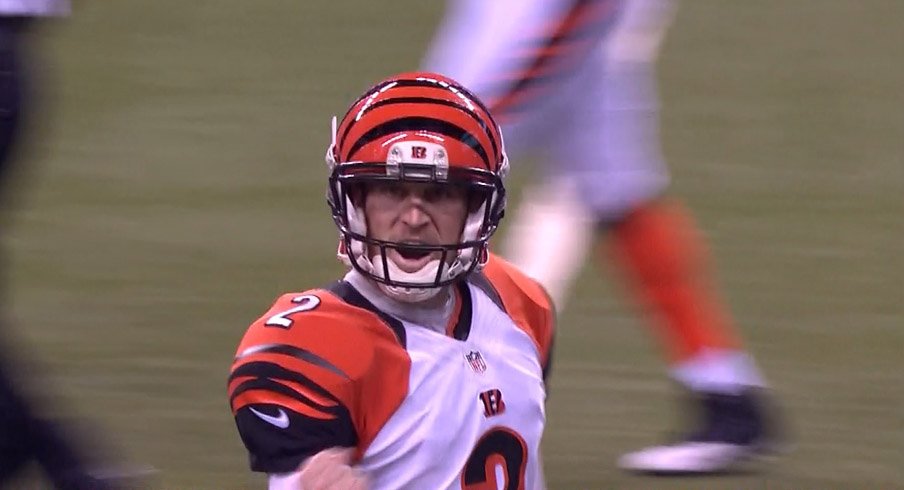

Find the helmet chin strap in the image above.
[{"left": 375, "top": 258, "right": 444, "bottom": 303}]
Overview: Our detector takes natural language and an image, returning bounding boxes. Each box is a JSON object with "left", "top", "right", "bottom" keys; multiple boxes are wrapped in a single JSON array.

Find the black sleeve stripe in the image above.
[
  {"left": 231, "top": 377, "right": 343, "bottom": 415},
  {"left": 230, "top": 361, "right": 340, "bottom": 405},
  {"left": 235, "top": 343, "right": 350, "bottom": 380}
]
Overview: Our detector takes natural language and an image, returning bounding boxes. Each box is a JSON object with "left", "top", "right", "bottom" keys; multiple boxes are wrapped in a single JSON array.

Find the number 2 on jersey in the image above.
[
  {"left": 461, "top": 427, "right": 528, "bottom": 490},
  {"left": 264, "top": 295, "right": 321, "bottom": 328}
]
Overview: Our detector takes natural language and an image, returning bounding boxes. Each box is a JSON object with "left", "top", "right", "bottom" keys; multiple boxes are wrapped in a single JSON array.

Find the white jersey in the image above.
[
  {"left": 0, "top": 0, "right": 68, "bottom": 15},
  {"left": 229, "top": 254, "right": 555, "bottom": 489},
  {"left": 424, "top": 0, "right": 676, "bottom": 220}
]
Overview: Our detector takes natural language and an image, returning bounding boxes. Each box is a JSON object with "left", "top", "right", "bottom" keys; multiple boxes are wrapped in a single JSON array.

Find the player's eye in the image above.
[
  {"left": 423, "top": 184, "right": 465, "bottom": 203},
  {"left": 370, "top": 182, "right": 408, "bottom": 199}
]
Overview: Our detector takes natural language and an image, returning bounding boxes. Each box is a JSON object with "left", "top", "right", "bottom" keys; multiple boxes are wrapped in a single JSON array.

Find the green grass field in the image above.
[{"left": 4, "top": 1, "right": 902, "bottom": 488}]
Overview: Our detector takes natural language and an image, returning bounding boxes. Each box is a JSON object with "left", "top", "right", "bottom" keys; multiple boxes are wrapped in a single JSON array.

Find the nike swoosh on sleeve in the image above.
[{"left": 249, "top": 407, "right": 290, "bottom": 429}]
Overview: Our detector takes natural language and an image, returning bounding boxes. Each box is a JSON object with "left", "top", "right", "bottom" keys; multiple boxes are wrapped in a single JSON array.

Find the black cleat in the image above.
[{"left": 618, "top": 389, "right": 786, "bottom": 475}]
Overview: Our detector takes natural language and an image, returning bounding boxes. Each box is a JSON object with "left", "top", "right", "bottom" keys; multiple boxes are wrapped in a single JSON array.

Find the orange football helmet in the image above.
[{"left": 325, "top": 72, "right": 509, "bottom": 298}]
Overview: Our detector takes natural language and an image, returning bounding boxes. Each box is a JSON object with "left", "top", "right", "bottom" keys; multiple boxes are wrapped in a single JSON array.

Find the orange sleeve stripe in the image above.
[
  {"left": 232, "top": 351, "right": 332, "bottom": 380},
  {"left": 227, "top": 375, "right": 256, "bottom": 398},
  {"left": 228, "top": 372, "right": 339, "bottom": 409},
  {"left": 232, "top": 352, "right": 352, "bottom": 404},
  {"left": 232, "top": 389, "right": 338, "bottom": 421},
  {"left": 233, "top": 343, "right": 350, "bottom": 380}
]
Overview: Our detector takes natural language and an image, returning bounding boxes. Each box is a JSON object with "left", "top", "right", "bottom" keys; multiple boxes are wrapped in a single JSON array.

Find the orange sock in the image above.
[{"left": 606, "top": 199, "right": 741, "bottom": 363}]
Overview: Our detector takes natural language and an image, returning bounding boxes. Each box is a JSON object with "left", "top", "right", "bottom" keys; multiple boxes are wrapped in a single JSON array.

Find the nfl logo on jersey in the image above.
[{"left": 465, "top": 350, "right": 487, "bottom": 373}]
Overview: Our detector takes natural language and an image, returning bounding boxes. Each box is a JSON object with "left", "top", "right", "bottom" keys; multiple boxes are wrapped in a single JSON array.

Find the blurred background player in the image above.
[
  {"left": 228, "top": 72, "right": 554, "bottom": 489},
  {"left": 424, "top": 0, "right": 782, "bottom": 474},
  {"left": 0, "top": 2, "right": 149, "bottom": 488}
]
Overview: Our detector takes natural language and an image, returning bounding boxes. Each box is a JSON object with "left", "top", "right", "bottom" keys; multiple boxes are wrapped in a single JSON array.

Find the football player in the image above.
[
  {"left": 423, "top": 0, "right": 783, "bottom": 474},
  {"left": 228, "top": 72, "right": 555, "bottom": 489}
]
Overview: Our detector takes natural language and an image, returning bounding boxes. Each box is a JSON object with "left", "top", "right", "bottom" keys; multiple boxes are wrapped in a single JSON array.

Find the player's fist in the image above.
[{"left": 298, "top": 447, "right": 369, "bottom": 490}]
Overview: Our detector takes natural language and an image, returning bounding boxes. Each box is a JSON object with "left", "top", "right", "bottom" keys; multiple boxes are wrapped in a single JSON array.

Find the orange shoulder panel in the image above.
[
  {"left": 480, "top": 254, "right": 556, "bottom": 367},
  {"left": 230, "top": 287, "right": 411, "bottom": 457}
]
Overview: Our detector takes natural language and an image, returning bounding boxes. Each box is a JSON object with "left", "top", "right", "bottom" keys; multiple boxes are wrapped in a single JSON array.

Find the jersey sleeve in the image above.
[
  {"left": 227, "top": 290, "right": 409, "bottom": 473},
  {"left": 481, "top": 253, "right": 557, "bottom": 379}
]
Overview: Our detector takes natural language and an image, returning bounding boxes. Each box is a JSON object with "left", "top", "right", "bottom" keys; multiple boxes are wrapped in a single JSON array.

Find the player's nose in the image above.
[{"left": 399, "top": 201, "right": 430, "bottom": 228}]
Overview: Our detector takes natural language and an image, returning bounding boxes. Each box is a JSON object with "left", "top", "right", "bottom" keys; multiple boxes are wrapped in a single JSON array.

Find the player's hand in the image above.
[{"left": 298, "top": 447, "right": 369, "bottom": 490}]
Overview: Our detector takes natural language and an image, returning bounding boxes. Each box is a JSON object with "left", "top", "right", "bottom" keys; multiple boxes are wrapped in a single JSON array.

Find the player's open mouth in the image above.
[{"left": 397, "top": 247, "right": 431, "bottom": 260}]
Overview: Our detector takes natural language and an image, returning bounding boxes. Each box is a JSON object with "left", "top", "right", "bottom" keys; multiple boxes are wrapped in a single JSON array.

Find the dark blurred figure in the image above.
[{"left": 0, "top": 3, "right": 148, "bottom": 489}]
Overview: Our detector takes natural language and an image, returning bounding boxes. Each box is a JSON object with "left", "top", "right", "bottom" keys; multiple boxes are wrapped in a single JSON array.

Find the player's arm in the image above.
[
  {"left": 229, "top": 290, "right": 409, "bottom": 485},
  {"left": 228, "top": 344, "right": 358, "bottom": 474},
  {"left": 228, "top": 294, "right": 364, "bottom": 474}
]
